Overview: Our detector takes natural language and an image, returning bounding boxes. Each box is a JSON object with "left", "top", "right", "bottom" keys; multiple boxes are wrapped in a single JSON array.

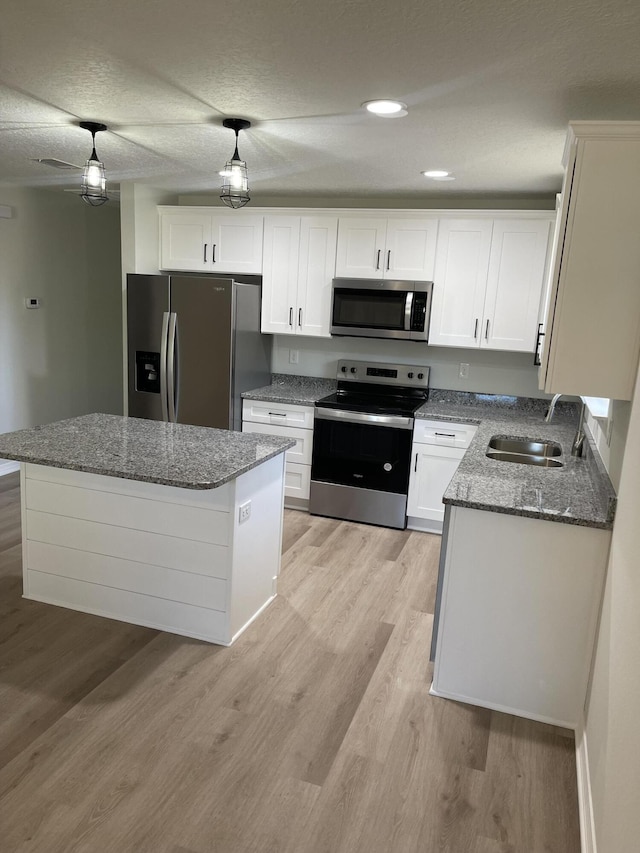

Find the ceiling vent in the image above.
[{"left": 31, "top": 158, "right": 82, "bottom": 170}]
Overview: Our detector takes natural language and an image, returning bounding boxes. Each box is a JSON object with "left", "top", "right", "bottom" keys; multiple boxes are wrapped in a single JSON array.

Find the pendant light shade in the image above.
[
  {"left": 220, "top": 118, "right": 251, "bottom": 209},
  {"left": 79, "top": 121, "right": 109, "bottom": 206}
]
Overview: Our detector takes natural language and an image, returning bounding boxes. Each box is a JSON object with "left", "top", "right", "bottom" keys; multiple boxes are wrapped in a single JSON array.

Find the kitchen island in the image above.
[{"left": 0, "top": 414, "right": 294, "bottom": 645}]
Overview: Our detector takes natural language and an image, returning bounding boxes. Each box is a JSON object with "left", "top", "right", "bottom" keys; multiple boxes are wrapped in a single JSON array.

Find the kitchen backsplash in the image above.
[{"left": 272, "top": 335, "right": 547, "bottom": 399}]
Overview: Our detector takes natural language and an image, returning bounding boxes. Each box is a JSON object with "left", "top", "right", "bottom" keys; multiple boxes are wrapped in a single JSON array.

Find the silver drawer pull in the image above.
[
  {"left": 269, "top": 412, "right": 287, "bottom": 417},
  {"left": 435, "top": 432, "right": 456, "bottom": 438}
]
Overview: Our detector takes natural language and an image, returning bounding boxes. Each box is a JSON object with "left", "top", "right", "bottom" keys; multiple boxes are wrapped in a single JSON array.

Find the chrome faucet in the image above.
[{"left": 544, "top": 394, "right": 586, "bottom": 457}]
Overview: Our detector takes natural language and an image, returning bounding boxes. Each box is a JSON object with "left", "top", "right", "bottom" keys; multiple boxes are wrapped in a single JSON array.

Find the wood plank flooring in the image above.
[{"left": 0, "top": 471, "right": 581, "bottom": 852}]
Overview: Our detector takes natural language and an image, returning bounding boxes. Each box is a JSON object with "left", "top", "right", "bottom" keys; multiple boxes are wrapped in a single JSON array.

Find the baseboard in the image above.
[
  {"left": 0, "top": 460, "right": 19, "bottom": 477},
  {"left": 407, "top": 515, "right": 443, "bottom": 534},
  {"left": 575, "top": 718, "right": 597, "bottom": 853}
]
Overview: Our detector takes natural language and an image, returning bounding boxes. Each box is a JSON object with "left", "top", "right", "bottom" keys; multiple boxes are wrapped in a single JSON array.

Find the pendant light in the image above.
[
  {"left": 219, "top": 118, "right": 251, "bottom": 209},
  {"left": 79, "top": 121, "right": 109, "bottom": 206}
]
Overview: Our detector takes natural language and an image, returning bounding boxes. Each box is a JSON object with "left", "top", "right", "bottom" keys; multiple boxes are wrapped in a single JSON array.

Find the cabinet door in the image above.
[
  {"left": 297, "top": 216, "right": 338, "bottom": 338},
  {"left": 407, "top": 444, "right": 464, "bottom": 523},
  {"left": 429, "top": 219, "right": 493, "bottom": 347},
  {"left": 384, "top": 218, "right": 438, "bottom": 281},
  {"left": 540, "top": 133, "right": 640, "bottom": 400},
  {"left": 481, "top": 219, "right": 551, "bottom": 352},
  {"left": 261, "top": 216, "right": 300, "bottom": 335},
  {"left": 335, "top": 217, "right": 387, "bottom": 279},
  {"left": 210, "top": 215, "right": 264, "bottom": 274},
  {"left": 160, "top": 212, "right": 211, "bottom": 271}
]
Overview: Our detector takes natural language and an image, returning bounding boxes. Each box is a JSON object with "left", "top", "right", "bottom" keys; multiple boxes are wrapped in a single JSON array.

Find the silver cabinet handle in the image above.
[
  {"left": 375, "top": 249, "right": 381, "bottom": 270},
  {"left": 298, "top": 308, "right": 302, "bottom": 327},
  {"left": 485, "top": 319, "right": 490, "bottom": 340},
  {"left": 474, "top": 318, "right": 479, "bottom": 339},
  {"left": 289, "top": 307, "right": 293, "bottom": 327},
  {"left": 269, "top": 412, "right": 287, "bottom": 417},
  {"left": 203, "top": 244, "right": 207, "bottom": 263},
  {"left": 160, "top": 312, "right": 170, "bottom": 422},
  {"left": 435, "top": 432, "right": 456, "bottom": 438},
  {"left": 414, "top": 452, "right": 419, "bottom": 473},
  {"left": 212, "top": 244, "right": 216, "bottom": 263},
  {"left": 386, "top": 249, "right": 391, "bottom": 270}
]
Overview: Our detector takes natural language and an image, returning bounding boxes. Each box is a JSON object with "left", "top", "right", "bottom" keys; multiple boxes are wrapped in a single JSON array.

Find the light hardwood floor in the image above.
[{"left": 0, "top": 471, "right": 580, "bottom": 852}]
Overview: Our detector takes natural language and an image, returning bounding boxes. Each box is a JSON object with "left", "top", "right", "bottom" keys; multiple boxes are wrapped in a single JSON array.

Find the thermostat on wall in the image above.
[{"left": 25, "top": 298, "right": 41, "bottom": 309}]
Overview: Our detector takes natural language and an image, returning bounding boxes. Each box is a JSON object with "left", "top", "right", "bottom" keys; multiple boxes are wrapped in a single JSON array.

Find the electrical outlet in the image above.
[
  {"left": 289, "top": 349, "right": 299, "bottom": 364},
  {"left": 239, "top": 500, "right": 251, "bottom": 524},
  {"left": 459, "top": 362, "right": 470, "bottom": 379}
]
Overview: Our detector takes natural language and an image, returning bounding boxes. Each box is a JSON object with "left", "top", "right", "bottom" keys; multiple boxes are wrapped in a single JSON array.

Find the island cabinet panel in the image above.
[
  {"left": 20, "top": 454, "right": 286, "bottom": 645},
  {"left": 27, "top": 542, "right": 228, "bottom": 610},
  {"left": 25, "top": 478, "right": 230, "bottom": 545}
]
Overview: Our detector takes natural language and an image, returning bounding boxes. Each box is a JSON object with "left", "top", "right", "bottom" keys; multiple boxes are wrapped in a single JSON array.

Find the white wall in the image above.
[
  {"left": 0, "top": 187, "right": 122, "bottom": 445},
  {"left": 273, "top": 335, "right": 546, "bottom": 397},
  {"left": 584, "top": 369, "right": 640, "bottom": 852}
]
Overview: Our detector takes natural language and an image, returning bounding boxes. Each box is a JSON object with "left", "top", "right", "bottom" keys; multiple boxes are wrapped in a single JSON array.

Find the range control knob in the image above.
[
  {"left": 350, "top": 367, "right": 357, "bottom": 374},
  {"left": 407, "top": 372, "right": 414, "bottom": 379},
  {"left": 341, "top": 365, "right": 347, "bottom": 372},
  {"left": 418, "top": 372, "right": 424, "bottom": 379}
]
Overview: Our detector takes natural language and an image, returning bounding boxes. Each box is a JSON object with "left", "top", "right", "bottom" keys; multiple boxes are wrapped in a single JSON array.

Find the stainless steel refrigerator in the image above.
[{"left": 127, "top": 274, "right": 271, "bottom": 431}]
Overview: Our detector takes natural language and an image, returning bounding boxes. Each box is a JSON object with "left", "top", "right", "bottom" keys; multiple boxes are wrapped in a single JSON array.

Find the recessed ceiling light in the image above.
[
  {"left": 422, "top": 170, "right": 455, "bottom": 181},
  {"left": 362, "top": 99, "right": 408, "bottom": 118}
]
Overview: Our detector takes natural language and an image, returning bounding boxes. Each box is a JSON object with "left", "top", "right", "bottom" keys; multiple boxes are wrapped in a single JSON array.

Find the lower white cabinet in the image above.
[
  {"left": 407, "top": 420, "right": 477, "bottom": 533},
  {"left": 431, "top": 505, "right": 611, "bottom": 727},
  {"left": 242, "top": 400, "right": 314, "bottom": 508}
]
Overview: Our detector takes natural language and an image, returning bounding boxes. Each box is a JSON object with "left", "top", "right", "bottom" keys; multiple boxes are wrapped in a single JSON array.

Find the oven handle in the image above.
[{"left": 315, "top": 407, "right": 414, "bottom": 429}]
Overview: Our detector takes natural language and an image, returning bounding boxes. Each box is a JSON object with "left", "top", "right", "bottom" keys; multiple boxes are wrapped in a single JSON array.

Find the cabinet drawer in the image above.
[
  {"left": 413, "top": 420, "right": 477, "bottom": 448},
  {"left": 285, "top": 462, "right": 311, "bottom": 500},
  {"left": 241, "top": 422, "right": 313, "bottom": 465},
  {"left": 242, "top": 400, "right": 314, "bottom": 429}
]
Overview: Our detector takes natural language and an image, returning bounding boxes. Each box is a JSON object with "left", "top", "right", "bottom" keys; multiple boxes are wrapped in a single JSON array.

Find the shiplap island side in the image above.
[{"left": 0, "top": 414, "right": 294, "bottom": 645}]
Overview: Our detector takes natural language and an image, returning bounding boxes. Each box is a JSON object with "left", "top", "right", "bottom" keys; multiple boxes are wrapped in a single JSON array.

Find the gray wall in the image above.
[{"left": 0, "top": 187, "right": 122, "bottom": 440}]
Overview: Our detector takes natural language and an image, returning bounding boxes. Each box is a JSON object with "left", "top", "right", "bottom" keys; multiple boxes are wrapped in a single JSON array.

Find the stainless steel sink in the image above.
[
  {"left": 488, "top": 437, "right": 562, "bottom": 458},
  {"left": 486, "top": 436, "right": 564, "bottom": 468},
  {"left": 486, "top": 450, "right": 564, "bottom": 468}
]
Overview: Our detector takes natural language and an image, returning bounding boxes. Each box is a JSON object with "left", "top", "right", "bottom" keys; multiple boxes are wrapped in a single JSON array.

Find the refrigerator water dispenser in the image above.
[{"left": 135, "top": 351, "right": 160, "bottom": 394}]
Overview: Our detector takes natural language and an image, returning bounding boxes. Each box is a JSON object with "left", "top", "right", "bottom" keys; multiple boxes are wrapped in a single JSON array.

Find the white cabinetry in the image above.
[
  {"left": 431, "top": 506, "right": 611, "bottom": 727},
  {"left": 429, "top": 218, "right": 552, "bottom": 351},
  {"left": 21, "top": 459, "right": 285, "bottom": 646},
  {"left": 261, "top": 215, "right": 337, "bottom": 337},
  {"left": 407, "top": 420, "right": 477, "bottom": 533},
  {"left": 539, "top": 122, "right": 640, "bottom": 400},
  {"left": 159, "top": 207, "right": 263, "bottom": 274},
  {"left": 242, "top": 400, "right": 314, "bottom": 508},
  {"left": 335, "top": 217, "right": 438, "bottom": 281}
]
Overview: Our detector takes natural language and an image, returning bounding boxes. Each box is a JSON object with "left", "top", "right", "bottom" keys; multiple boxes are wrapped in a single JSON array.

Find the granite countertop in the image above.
[
  {"left": 241, "top": 373, "right": 337, "bottom": 406},
  {"left": 242, "top": 376, "right": 617, "bottom": 530},
  {"left": 0, "top": 413, "right": 295, "bottom": 490},
  {"left": 415, "top": 392, "right": 616, "bottom": 529}
]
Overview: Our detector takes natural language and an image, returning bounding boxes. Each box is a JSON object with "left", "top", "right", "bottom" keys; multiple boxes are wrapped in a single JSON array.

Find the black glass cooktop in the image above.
[{"left": 316, "top": 388, "right": 427, "bottom": 417}]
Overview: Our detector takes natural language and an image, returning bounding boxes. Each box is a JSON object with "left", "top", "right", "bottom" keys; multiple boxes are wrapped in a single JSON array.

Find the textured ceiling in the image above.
[{"left": 1, "top": 0, "right": 640, "bottom": 200}]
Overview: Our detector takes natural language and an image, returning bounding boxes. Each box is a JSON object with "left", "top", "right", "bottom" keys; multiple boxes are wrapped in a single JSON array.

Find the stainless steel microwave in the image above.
[{"left": 330, "top": 278, "right": 433, "bottom": 342}]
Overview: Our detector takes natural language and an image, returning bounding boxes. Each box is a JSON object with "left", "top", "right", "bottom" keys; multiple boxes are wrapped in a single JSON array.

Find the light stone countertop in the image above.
[
  {"left": 242, "top": 376, "right": 617, "bottom": 529},
  {"left": 0, "top": 413, "right": 295, "bottom": 490}
]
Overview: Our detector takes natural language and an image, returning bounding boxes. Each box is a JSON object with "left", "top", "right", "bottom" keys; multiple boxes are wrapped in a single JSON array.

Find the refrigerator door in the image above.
[
  {"left": 170, "top": 276, "right": 233, "bottom": 429},
  {"left": 127, "top": 274, "right": 170, "bottom": 420}
]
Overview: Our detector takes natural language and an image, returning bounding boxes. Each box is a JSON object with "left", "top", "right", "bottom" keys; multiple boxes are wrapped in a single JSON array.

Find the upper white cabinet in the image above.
[
  {"left": 539, "top": 122, "right": 640, "bottom": 400},
  {"left": 159, "top": 207, "right": 263, "bottom": 274},
  {"left": 429, "top": 217, "right": 552, "bottom": 351},
  {"left": 335, "top": 217, "right": 438, "bottom": 281},
  {"left": 261, "top": 214, "right": 337, "bottom": 337}
]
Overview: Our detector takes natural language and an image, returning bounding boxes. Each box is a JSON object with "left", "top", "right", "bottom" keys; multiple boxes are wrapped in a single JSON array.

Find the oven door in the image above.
[{"left": 309, "top": 408, "right": 413, "bottom": 528}]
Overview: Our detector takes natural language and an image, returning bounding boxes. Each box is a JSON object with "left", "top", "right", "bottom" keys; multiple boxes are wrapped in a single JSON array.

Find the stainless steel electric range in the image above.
[{"left": 309, "top": 359, "right": 430, "bottom": 529}]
